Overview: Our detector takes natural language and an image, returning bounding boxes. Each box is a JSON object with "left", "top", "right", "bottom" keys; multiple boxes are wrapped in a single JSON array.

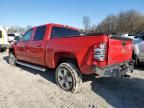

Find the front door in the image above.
[
  {"left": 16, "top": 29, "right": 33, "bottom": 61},
  {"left": 26, "top": 26, "right": 46, "bottom": 65}
]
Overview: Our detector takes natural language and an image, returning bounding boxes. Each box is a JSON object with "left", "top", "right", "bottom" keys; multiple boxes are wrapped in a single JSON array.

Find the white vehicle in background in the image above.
[
  {"left": 121, "top": 34, "right": 135, "bottom": 39},
  {"left": 0, "top": 27, "right": 9, "bottom": 51},
  {"left": 133, "top": 33, "right": 144, "bottom": 65}
]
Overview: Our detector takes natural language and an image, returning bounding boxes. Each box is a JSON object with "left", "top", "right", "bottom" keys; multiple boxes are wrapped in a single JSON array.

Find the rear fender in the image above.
[{"left": 54, "top": 52, "right": 78, "bottom": 68}]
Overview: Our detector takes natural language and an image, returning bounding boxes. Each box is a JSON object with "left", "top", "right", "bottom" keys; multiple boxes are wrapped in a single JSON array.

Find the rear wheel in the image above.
[
  {"left": 55, "top": 62, "right": 82, "bottom": 93},
  {"left": 9, "top": 53, "right": 16, "bottom": 66}
]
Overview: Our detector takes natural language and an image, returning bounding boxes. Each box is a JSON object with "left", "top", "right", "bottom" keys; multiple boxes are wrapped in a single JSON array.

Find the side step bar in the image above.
[{"left": 16, "top": 61, "right": 47, "bottom": 72}]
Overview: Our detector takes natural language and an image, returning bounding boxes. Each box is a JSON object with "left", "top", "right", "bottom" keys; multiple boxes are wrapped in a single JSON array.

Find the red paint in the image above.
[{"left": 12, "top": 23, "right": 133, "bottom": 75}]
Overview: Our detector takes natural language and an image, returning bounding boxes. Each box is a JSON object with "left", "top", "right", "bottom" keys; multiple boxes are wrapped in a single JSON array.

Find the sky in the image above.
[{"left": 0, "top": 0, "right": 144, "bottom": 28}]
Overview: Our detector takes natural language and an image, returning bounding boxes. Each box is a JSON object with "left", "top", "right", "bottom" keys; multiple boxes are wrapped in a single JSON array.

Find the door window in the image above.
[
  {"left": 22, "top": 29, "right": 33, "bottom": 41},
  {"left": 33, "top": 26, "right": 46, "bottom": 41}
]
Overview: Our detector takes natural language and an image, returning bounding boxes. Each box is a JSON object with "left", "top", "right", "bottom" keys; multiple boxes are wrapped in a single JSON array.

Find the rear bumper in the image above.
[{"left": 92, "top": 60, "right": 134, "bottom": 77}]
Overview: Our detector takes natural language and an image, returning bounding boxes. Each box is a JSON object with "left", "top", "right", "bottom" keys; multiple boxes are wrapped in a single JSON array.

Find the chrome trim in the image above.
[{"left": 16, "top": 61, "right": 47, "bottom": 72}]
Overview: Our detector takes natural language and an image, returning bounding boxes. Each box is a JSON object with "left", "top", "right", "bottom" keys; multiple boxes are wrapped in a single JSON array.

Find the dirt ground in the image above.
[{"left": 0, "top": 52, "right": 144, "bottom": 108}]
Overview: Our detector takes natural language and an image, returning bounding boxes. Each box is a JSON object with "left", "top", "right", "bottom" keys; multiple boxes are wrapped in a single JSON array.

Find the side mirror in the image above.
[{"left": 20, "top": 38, "right": 23, "bottom": 42}]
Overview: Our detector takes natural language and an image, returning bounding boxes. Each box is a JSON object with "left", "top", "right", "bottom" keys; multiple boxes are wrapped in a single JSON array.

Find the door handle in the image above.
[
  {"left": 37, "top": 44, "right": 41, "bottom": 47},
  {"left": 22, "top": 45, "right": 26, "bottom": 48}
]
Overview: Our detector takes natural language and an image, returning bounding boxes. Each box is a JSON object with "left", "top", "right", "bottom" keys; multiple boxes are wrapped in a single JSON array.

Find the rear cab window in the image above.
[
  {"left": 0, "top": 30, "right": 2, "bottom": 38},
  {"left": 51, "top": 26, "right": 80, "bottom": 38},
  {"left": 33, "top": 26, "right": 46, "bottom": 41}
]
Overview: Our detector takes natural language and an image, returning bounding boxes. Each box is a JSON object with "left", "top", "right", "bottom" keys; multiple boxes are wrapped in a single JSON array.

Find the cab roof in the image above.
[{"left": 33, "top": 23, "right": 79, "bottom": 31}]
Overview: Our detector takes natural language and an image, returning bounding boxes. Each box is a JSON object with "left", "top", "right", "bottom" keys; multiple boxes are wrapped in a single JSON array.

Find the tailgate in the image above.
[{"left": 107, "top": 36, "right": 133, "bottom": 65}]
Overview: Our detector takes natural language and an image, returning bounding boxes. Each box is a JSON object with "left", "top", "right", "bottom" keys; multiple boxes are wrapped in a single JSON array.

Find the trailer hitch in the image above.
[{"left": 121, "top": 74, "right": 130, "bottom": 78}]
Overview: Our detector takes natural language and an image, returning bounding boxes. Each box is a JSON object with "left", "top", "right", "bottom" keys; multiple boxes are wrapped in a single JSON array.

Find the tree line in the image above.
[
  {"left": 7, "top": 25, "right": 32, "bottom": 34},
  {"left": 82, "top": 10, "right": 144, "bottom": 35}
]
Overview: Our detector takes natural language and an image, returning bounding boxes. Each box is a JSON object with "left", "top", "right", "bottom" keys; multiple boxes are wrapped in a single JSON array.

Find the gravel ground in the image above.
[{"left": 0, "top": 52, "right": 144, "bottom": 108}]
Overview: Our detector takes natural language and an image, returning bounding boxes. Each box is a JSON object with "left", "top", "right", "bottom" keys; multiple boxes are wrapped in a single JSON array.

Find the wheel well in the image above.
[
  {"left": 54, "top": 52, "right": 79, "bottom": 67},
  {"left": 58, "top": 58, "right": 78, "bottom": 66}
]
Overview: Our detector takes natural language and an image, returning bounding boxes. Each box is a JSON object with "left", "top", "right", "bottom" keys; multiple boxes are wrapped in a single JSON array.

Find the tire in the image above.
[
  {"left": 0, "top": 48, "right": 4, "bottom": 52},
  {"left": 55, "top": 62, "right": 82, "bottom": 93},
  {"left": 9, "top": 53, "right": 17, "bottom": 66}
]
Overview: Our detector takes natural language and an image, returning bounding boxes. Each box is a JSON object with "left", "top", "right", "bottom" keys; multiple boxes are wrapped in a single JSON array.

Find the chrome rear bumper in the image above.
[{"left": 92, "top": 61, "right": 134, "bottom": 77}]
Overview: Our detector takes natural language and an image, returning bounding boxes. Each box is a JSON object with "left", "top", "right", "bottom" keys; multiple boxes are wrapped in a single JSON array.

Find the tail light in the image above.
[{"left": 93, "top": 42, "right": 107, "bottom": 62}]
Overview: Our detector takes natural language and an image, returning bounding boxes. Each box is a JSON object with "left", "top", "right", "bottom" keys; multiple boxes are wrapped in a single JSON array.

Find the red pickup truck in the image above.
[{"left": 9, "top": 23, "right": 134, "bottom": 92}]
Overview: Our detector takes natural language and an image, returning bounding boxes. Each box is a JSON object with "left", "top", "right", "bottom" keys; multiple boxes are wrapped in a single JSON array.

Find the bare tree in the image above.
[
  {"left": 96, "top": 10, "right": 144, "bottom": 35},
  {"left": 91, "top": 24, "right": 97, "bottom": 32},
  {"left": 117, "top": 10, "right": 140, "bottom": 34},
  {"left": 97, "top": 15, "right": 117, "bottom": 34},
  {"left": 82, "top": 16, "right": 91, "bottom": 33}
]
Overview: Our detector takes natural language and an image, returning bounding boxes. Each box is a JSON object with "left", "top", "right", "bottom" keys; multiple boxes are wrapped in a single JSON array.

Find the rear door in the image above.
[
  {"left": 107, "top": 36, "right": 133, "bottom": 65},
  {"left": 26, "top": 26, "right": 46, "bottom": 65},
  {"left": 16, "top": 29, "right": 33, "bottom": 61}
]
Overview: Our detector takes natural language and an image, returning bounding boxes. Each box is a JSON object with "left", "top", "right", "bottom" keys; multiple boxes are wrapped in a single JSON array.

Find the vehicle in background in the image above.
[
  {"left": 0, "top": 27, "right": 9, "bottom": 51},
  {"left": 121, "top": 34, "right": 135, "bottom": 39},
  {"left": 133, "top": 33, "right": 144, "bottom": 65},
  {"left": 9, "top": 23, "right": 134, "bottom": 93},
  {"left": 128, "top": 35, "right": 135, "bottom": 39},
  {"left": 8, "top": 33, "right": 15, "bottom": 43},
  {"left": 9, "top": 35, "right": 22, "bottom": 46},
  {"left": 135, "top": 32, "right": 144, "bottom": 38}
]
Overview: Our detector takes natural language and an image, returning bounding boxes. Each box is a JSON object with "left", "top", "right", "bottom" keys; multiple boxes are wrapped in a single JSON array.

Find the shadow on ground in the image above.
[
  {"left": 3, "top": 56, "right": 144, "bottom": 108},
  {"left": 134, "top": 64, "right": 144, "bottom": 71},
  {"left": 78, "top": 64, "right": 144, "bottom": 108},
  {"left": 91, "top": 77, "right": 144, "bottom": 108},
  {"left": 3, "top": 56, "right": 9, "bottom": 64},
  {"left": 3, "top": 56, "right": 56, "bottom": 84}
]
